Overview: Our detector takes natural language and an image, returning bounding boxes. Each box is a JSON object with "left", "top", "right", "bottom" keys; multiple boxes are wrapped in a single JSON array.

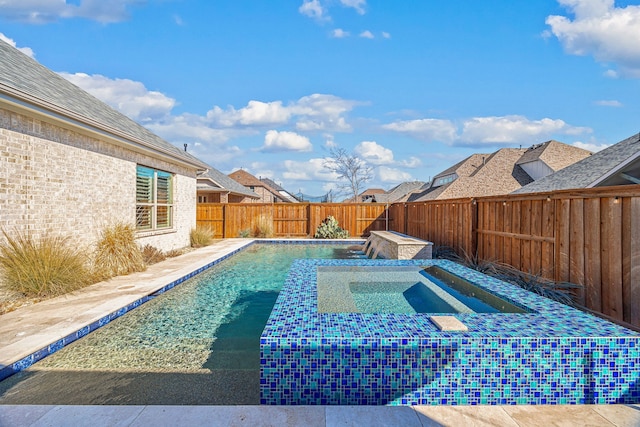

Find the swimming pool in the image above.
[
  {"left": 0, "top": 242, "right": 365, "bottom": 405},
  {"left": 2, "top": 241, "right": 639, "bottom": 406}
]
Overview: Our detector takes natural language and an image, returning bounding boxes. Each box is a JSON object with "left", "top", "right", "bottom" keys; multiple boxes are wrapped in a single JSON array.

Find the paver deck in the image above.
[{"left": 1, "top": 239, "right": 638, "bottom": 426}]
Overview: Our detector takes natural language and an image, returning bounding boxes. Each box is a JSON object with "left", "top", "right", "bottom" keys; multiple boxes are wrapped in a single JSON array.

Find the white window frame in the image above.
[{"left": 136, "top": 165, "right": 174, "bottom": 231}]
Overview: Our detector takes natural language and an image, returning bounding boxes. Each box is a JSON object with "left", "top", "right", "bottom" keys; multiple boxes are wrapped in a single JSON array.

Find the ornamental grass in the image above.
[
  {"left": 251, "top": 215, "right": 273, "bottom": 238},
  {"left": 94, "top": 222, "right": 146, "bottom": 278},
  {"left": 190, "top": 225, "right": 214, "bottom": 248},
  {"left": 0, "top": 229, "right": 94, "bottom": 297}
]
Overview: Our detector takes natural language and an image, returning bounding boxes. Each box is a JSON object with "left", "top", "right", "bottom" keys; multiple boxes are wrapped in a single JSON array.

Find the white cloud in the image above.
[
  {"left": 262, "top": 130, "right": 313, "bottom": 152},
  {"left": 572, "top": 141, "right": 610, "bottom": 152},
  {"left": 546, "top": 0, "right": 640, "bottom": 77},
  {"left": 282, "top": 158, "right": 337, "bottom": 181},
  {"left": 0, "top": 0, "right": 140, "bottom": 24},
  {"left": 59, "top": 71, "right": 359, "bottom": 166},
  {"left": 0, "top": 33, "right": 35, "bottom": 58},
  {"left": 382, "top": 31, "right": 391, "bottom": 39},
  {"left": 359, "top": 30, "right": 374, "bottom": 39},
  {"left": 354, "top": 141, "right": 394, "bottom": 165},
  {"left": 59, "top": 72, "right": 176, "bottom": 122},
  {"left": 203, "top": 94, "right": 358, "bottom": 132},
  {"left": 399, "top": 156, "right": 422, "bottom": 168},
  {"left": 332, "top": 28, "right": 350, "bottom": 38},
  {"left": 377, "top": 166, "right": 413, "bottom": 183},
  {"left": 383, "top": 115, "right": 591, "bottom": 146},
  {"left": 299, "top": 0, "right": 327, "bottom": 21},
  {"left": 382, "top": 118, "right": 458, "bottom": 143},
  {"left": 292, "top": 94, "right": 361, "bottom": 131},
  {"left": 604, "top": 69, "right": 619, "bottom": 78},
  {"left": 594, "top": 99, "right": 623, "bottom": 107},
  {"left": 323, "top": 135, "right": 338, "bottom": 148},
  {"left": 340, "top": 0, "right": 366, "bottom": 15},
  {"left": 301, "top": 0, "right": 367, "bottom": 22},
  {"left": 459, "top": 115, "right": 591, "bottom": 145},
  {"left": 238, "top": 100, "right": 291, "bottom": 125},
  {"left": 146, "top": 114, "right": 246, "bottom": 145}
]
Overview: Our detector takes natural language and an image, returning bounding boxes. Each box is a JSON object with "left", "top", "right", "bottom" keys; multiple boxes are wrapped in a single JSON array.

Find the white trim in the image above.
[{"left": 588, "top": 151, "right": 640, "bottom": 187}]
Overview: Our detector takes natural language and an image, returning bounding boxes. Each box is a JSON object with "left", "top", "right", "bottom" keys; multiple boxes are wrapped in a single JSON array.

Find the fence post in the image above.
[{"left": 471, "top": 199, "right": 478, "bottom": 257}]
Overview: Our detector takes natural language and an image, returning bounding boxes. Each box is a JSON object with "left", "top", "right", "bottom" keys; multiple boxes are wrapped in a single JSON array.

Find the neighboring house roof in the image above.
[
  {"left": 0, "top": 39, "right": 208, "bottom": 171},
  {"left": 516, "top": 140, "right": 592, "bottom": 171},
  {"left": 260, "top": 177, "right": 299, "bottom": 203},
  {"left": 197, "top": 167, "right": 259, "bottom": 198},
  {"left": 408, "top": 149, "right": 533, "bottom": 201},
  {"left": 513, "top": 133, "right": 640, "bottom": 194},
  {"left": 342, "top": 188, "right": 386, "bottom": 203},
  {"left": 361, "top": 188, "right": 386, "bottom": 198},
  {"left": 373, "top": 181, "right": 426, "bottom": 203},
  {"left": 228, "top": 169, "right": 264, "bottom": 187},
  {"left": 228, "top": 169, "right": 293, "bottom": 202}
]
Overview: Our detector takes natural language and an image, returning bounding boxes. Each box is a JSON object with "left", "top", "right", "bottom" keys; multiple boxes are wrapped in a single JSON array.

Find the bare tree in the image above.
[{"left": 323, "top": 147, "right": 373, "bottom": 202}]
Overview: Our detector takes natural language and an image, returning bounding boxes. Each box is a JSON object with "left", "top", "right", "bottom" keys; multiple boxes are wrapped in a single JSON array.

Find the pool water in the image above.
[
  {"left": 317, "top": 266, "right": 528, "bottom": 314},
  {"left": 0, "top": 244, "right": 364, "bottom": 405}
]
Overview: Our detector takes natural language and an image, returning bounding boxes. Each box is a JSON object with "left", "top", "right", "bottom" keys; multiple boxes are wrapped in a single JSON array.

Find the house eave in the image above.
[
  {"left": 587, "top": 151, "right": 640, "bottom": 188},
  {"left": 0, "top": 84, "right": 208, "bottom": 172}
]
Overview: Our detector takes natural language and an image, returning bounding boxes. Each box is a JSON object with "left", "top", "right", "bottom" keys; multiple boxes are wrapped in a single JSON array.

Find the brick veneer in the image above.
[{"left": 0, "top": 107, "right": 196, "bottom": 252}]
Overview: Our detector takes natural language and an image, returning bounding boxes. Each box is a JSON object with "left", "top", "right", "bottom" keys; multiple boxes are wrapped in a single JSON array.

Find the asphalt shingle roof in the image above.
[
  {"left": 513, "top": 133, "right": 640, "bottom": 194},
  {"left": 0, "top": 39, "right": 207, "bottom": 170},
  {"left": 409, "top": 149, "right": 532, "bottom": 201},
  {"left": 516, "top": 140, "right": 592, "bottom": 172},
  {"left": 374, "top": 181, "right": 426, "bottom": 203},
  {"left": 198, "top": 167, "right": 258, "bottom": 198}
]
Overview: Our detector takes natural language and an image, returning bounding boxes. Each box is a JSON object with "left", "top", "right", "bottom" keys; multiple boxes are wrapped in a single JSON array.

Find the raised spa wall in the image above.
[
  {"left": 363, "top": 231, "right": 433, "bottom": 260},
  {"left": 260, "top": 259, "right": 640, "bottom": 406}
]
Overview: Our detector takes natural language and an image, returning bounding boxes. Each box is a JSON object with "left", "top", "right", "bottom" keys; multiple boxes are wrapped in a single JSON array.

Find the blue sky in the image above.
[{"left": 1, "top": 0, "right": 639, "bottom": 198}]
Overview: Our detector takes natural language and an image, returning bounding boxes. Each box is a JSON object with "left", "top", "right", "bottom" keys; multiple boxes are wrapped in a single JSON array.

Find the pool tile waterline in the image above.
[{"left": 260, "top": 259, "right": 640, "bottom": 405}]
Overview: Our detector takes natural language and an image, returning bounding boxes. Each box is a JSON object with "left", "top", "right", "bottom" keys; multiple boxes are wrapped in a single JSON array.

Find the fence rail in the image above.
[
  {"left": 196, "top": 203, "right": 390, "bottom": 239},
  {"left": 196, "top": 184, "right": 640, "bottom": 328}
]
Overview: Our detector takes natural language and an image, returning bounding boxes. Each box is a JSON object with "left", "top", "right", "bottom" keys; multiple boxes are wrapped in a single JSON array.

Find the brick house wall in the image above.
[{"left": 0, "top": 107, "right": 196, "bottom": 252}]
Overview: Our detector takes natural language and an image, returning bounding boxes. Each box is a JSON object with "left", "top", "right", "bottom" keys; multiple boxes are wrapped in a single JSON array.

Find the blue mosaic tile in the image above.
[{"left": 260, "top": 258, "right": 640, "bottom": 405}]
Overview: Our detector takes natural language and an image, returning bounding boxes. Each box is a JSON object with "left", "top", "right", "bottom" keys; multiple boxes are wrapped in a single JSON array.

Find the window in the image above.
[
  {"left": 434, "top": 174, "right": 456, "bottom": 187},
  {"left": 198, "top": 195, "right": 208, "bottom": 203},
  {"left": 136, "top": 165, "right": 174, "bottom": 230}
]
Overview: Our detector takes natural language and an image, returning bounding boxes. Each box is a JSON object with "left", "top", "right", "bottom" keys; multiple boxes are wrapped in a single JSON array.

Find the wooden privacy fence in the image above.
[
  {"left": 196, "top": 203, "right": 390, "bottom": 239},
  {"left": 390, "top": 185, "right": 640, "bottom": 328},
  {"left": 196, "top": 185, "right": 640, "bottom": 328}
]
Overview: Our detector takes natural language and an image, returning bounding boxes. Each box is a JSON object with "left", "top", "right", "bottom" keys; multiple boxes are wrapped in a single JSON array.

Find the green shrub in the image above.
[
  {"left": 0, "top": 229, "right": 94, "bottom": 297},
  {"left": 94, "top": 223, "right": 146, "bottom": 278},
  {"left": 251, "top": 215, "right": 273, "bottom": 238},
  {"left": 141, "top": 244, "right": 166, "bottom": 265},
  {"left": 190, "top": 225, "right": 214, "bottom": 248},
  {"left": 314, "top": 216, "right": 350, "bottom": 239},
  {"left": 238, "top": 229, "right": 251, "bottom": 238}
]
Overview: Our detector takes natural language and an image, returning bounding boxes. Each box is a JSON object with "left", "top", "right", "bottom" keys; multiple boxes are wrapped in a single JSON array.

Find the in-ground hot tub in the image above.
[
  {"left": 317, "top": 265, "right": 528, "bottom": 315},
  {"left": 260, "top": 259, "right": 640, "bottom": 405}
]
